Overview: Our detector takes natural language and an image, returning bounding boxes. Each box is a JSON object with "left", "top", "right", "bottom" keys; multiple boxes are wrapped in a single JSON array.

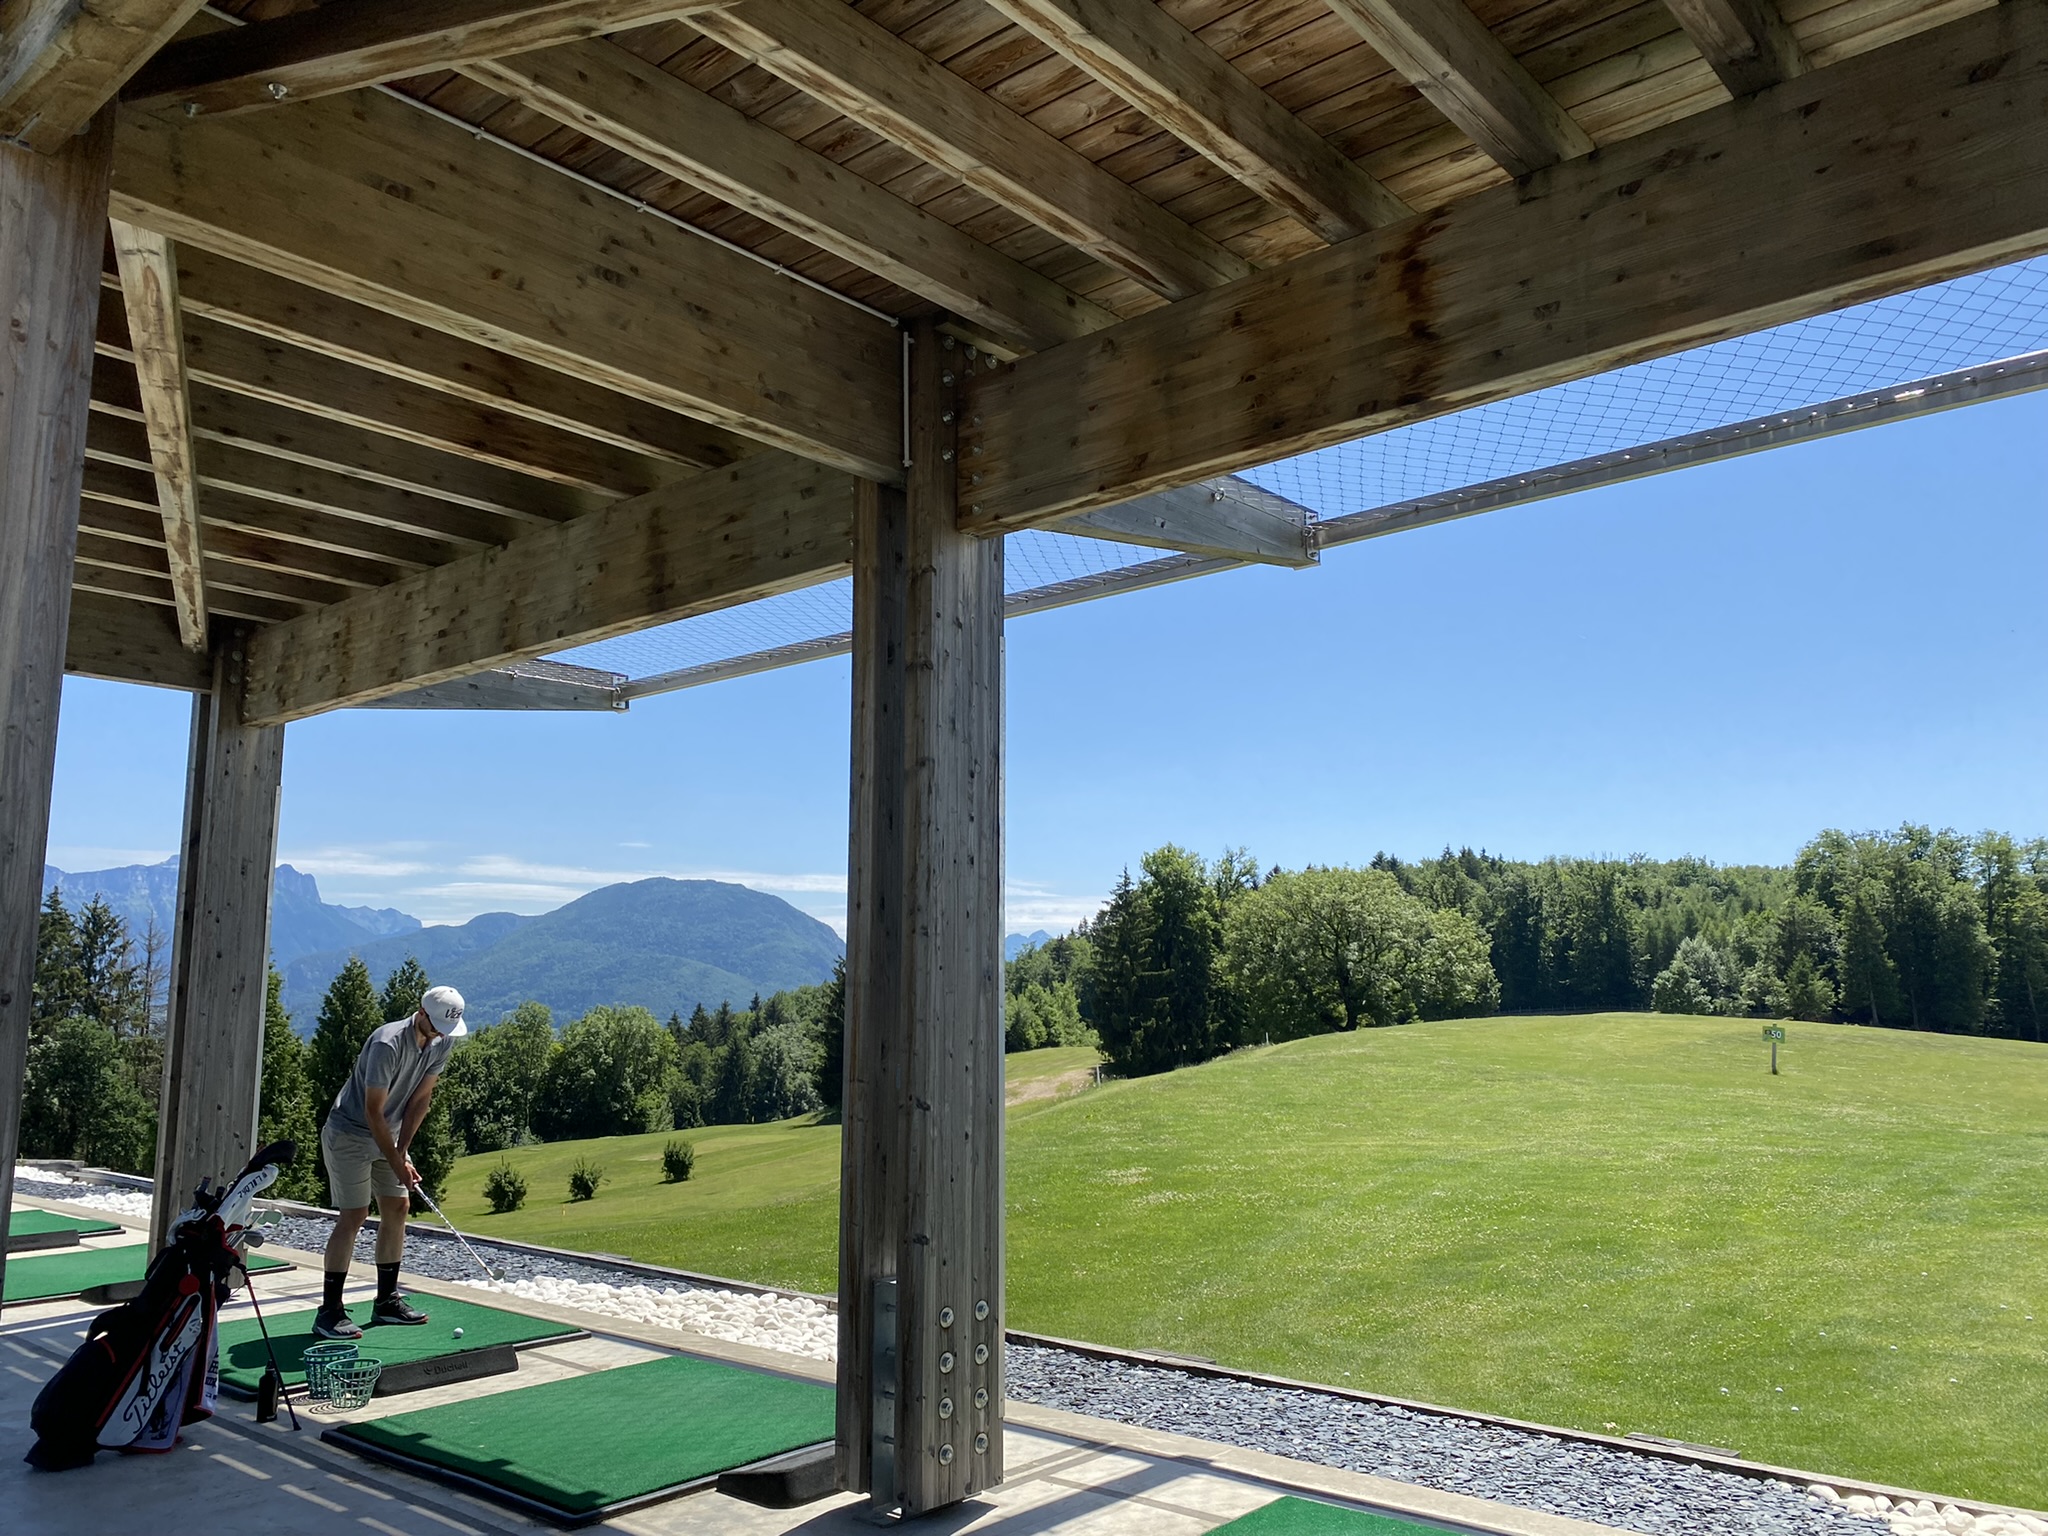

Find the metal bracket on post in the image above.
[{"left": 870, "top": 1275, "right": 900, "bottom": 1518}]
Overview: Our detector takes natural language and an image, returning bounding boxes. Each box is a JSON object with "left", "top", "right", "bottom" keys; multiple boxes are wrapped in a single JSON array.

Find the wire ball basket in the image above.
[
  {"left": 323, "top": 1358, "right": 383, "bottom": 1411},
  {"left": 301, "top": 1341, "right": 358, "bottom": 1400}
]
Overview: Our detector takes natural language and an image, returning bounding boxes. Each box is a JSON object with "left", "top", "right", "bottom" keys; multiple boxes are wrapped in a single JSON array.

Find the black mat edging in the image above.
[
  {"left": 217, "top": 1327, "right": 589, "bottom": 1401},
  {"left": 5, "top": 1231, "right": 80, "bottom": 1254},
  {"left": 320, "top": 1425, "right": 832, "bottom": 1528}
]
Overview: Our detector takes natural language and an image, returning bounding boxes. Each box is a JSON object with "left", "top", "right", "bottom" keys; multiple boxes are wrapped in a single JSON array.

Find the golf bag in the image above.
[{"left": 24, "top": 1140, "right": 295, "bottom": 1471}]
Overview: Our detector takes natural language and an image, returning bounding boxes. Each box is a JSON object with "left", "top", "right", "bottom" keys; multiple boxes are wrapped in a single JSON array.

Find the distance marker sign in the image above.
[{"left": 1763, "top": 1023, "right": 1785, "bottom": 1073}]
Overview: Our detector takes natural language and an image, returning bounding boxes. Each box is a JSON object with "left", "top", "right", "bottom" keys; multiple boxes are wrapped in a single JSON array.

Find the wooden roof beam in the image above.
[
  {"left": 109, "top": 219, "right": 207, "bottom": 650},
  {"left": 80, "top": 494, "right": 404, "bottom": 590},
  {"left": 1322, "top": 0, "right": 1592, "bottom": 176},
  {"left": 98, "top": 282, "right": 681, "bottom": 500},
  {"left": 465, "top": 41, "right": 1116, "bottom": 355},
  {"left": 1663, "top": 0, "right": 1808, "bottom": 98},
  {"left": 66, "top": 589, "right": 212, "bottom": 690},
  {"left": 242, "top": 451, "right": 858, "bottom": 723},
  {"left": 112, "top": 85, "right": 903, "bottom": 481},
  {"left": 0, "top": 0, "right": 204, "bottom": 152},
  {"left": 690, "top": 0, "right": 1250, "bottom": 301},
  {"left": 959, "top": 2, "right": 2048, "bottom": 531},
  {"left": 74, "top": 556, "right": 307, "bottom": 625},
  {"left": 982, "top": 0, "right": 1408, "bottom": 244},
  {"left": 162, "top": 247, "right": 755, "bottom": 472},
  {"left": 122, "top": 0, "right": 729, "bottom": 117}
]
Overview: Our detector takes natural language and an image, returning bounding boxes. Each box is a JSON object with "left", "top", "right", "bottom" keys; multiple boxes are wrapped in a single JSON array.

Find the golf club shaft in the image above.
[
  {"left": 411, "top": 1183, "right": 504, "bottom": 1284},
  {"left": 241, "top": 1270, "right": 301, "bottom": 1431}
]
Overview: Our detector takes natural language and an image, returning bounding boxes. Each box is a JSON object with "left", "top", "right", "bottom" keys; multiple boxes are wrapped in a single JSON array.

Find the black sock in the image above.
[
  {"left": 323, "top": 1271, "right": 346, "bottom": 1313},
  {"left": 376, "top": 1261, "right": 400, "bottom": 1302}
]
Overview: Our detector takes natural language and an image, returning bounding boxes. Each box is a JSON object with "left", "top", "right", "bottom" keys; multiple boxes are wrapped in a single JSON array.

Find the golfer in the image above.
[{"left": 313, "top": 984, "right": 469, "bottom": 1340}]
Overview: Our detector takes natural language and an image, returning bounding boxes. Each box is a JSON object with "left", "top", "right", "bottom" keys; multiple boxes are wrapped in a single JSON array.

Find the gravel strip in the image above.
[
  {"left": 1004, "top": 1343, "right": 1891, "bottom": 1536},
  {"left": 17, "top": 1167, "right": 2026, "bottom": 1536}
]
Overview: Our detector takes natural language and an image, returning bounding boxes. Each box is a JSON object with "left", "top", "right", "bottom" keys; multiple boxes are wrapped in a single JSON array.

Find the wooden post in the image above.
[
  {"left": 839, "top": 318, "right": 1005, "bottom": 1515},
  {"left": 0, "top": 114, "right": 116, "bottom": 1297},
  {"left": 150, "top": 629, "right": 285, "bottom": 1249}
]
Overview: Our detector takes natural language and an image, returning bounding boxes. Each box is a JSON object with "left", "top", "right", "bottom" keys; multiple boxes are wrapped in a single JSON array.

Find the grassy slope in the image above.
[{"left": 444, "top": 1020, "right": 2047, "bottom": 1507}]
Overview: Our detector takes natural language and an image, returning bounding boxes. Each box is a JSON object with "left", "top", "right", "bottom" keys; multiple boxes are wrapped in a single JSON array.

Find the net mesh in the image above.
[{"left": 555, "top": 255, "right": 2048, "bottom": 686}]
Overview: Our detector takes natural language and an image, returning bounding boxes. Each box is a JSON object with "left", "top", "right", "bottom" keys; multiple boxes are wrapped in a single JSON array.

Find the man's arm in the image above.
[
  {"left": 362, "top": 1084, "right": 410, "bottom": 1186},
  {"left": 393, "top": 1075, "right": 439, "bottom": 1182}
]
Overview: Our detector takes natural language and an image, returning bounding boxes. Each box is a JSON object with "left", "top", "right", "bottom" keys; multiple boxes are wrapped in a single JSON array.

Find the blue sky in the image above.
[{"left": 46, "top": 388, "right": 2048, "bottom": 936}]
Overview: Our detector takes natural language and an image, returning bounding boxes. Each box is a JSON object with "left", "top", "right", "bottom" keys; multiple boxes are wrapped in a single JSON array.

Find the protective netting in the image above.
[{"left": 555, "top": 254, "right": 2048, "bottom": 690}]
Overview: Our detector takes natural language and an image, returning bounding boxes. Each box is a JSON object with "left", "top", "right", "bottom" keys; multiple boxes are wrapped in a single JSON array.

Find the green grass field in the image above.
[{"left": 443, "top": 1017, "right": 2047, "bottom": 1507}]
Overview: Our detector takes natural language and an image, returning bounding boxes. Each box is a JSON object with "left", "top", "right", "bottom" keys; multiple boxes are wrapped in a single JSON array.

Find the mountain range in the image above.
[
  {"left": 47, "top": 856, "right": 1054, "bottom": 1035},
  {"left": 277, "top": 878, "right": 846, "bottom": 1031},
  {"left": 44, "top": 859, "right": 419, "bottom": 969}
]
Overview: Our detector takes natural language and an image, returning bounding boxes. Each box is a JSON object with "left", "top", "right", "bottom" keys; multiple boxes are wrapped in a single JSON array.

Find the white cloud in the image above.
[{"left": 1003, "top": 880, "right": 1105, "bottom": 935}]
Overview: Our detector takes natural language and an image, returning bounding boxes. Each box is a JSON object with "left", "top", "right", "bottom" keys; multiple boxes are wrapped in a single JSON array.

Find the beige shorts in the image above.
[{"left": 321, "top": 1117, "right": 407, "bottom": 1209}]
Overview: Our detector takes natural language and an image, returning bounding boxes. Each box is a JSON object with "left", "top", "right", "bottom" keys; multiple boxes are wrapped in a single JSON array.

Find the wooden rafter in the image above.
[
  {"left": 111, "top": 85, "right": 903, "bottom": 481},
  {"left": 74, "top": 558, "right": 304, "bottom": 624},
  {"left": 66, "top": 589, "right": 211, "bottom": 690},
  {"left": 241, "top": 452, "right": 857, "bottom": 723},
  {"left": 109, "top": 220, "right": 207, "bottom": 651},
  {"left": 98, "top": 288, "right": 681, "bottom": 498},
  {"left": 465, "top": 41, "right": 1117, "bottom": 355},
  {"left": 122, "top": 0, "right": 728, "bottom": 117},
  {"left": 0, "top": 0, "right": 203, "bottom": 152},
  {"left": 1322, "top": 0, "right": 1593, "bottom": 176},
  {"left": 165, "top": 247, "right": 753, "bottom": 472},
  {"left": 1663, "top": 0, "right": 1808, "bottom": 98},
  {"left": 959, "top": 1, "right": 2048, "bottom": 530},
  {"left": 79, "top": 494, "right": 403, "bottom": 591},
  {"left": 981, "top": 0, "right": 1408, "bottom": 244},
  {"left": 691, "top": 0, "right": 1251, "bottom": 301}
]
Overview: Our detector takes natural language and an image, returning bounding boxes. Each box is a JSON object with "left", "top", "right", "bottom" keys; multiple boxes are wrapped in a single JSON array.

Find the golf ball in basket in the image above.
[{"left": 452, "top": 1327, "right": 464, "bottom": 1338}]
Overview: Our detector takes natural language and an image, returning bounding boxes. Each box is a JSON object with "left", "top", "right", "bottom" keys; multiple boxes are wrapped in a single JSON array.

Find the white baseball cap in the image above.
[{"left": 420, "top": 985, "right": 469, "bottom": 1038}]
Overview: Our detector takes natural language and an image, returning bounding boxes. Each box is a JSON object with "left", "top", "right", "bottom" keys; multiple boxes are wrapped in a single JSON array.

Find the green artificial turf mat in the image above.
[
  {"left": 1, "top": 1244, "right": 287, "bottom": 1303},
  {"left": 1214, "top": 1497, "right": 1462, "bottom": 1536},
  {"left": 216, "top": 1292, "right": 583, "bottom": 1394},
  {"left": 7, "top": 1210, "right": 123, "bottom": 1239},
  {"left": 335, "top": 1353, "right": 835, "bottom": 1518}
]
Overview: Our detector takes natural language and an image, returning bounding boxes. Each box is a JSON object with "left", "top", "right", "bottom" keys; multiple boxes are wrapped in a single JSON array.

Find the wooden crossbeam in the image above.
[
  {"left": 81, "top": 494, "right": 402, "bottom": 590},
  {"left": 166, "top": 247, "right": 753, "bottom": 472},
  {"left": 1663, "top": 0, "right": 1808, "bottom": 97},
  {"left": 74, "top": 558, "right": 304, "bottom": 625},
  {"left": 465, "top": 42, "right": 1116, "bottom": 355},
  {"left": 109, "top": 220, "right": 208, "bottom": 651},
  {"left": 982, "top": 0, "right": 1408, "bottom": 244},
  {"left": 1056, "top": 478, "right": 1318, "bottom": 566},
  {"left": 959, "top": 2, "right": 2048, "bottom": 531},
  {"left": 123, "top": 0, "right": 727, "bottom": 117},
  {"left": 0, "top": 0, "right": 204, "bottom": 152},
  {"left": 77, "top": 528, "right": 348, "bottom": 608},
  {"left": 241, "top": 452, "right": 858, "bottom": 723},
  {"left": 98, "top": 286, "right": 676, "bottom": 499},
  {"left": 112, "top": 85, "right": 902, "bottom": 480},
  {"left": 65, "top": 589, "right": 211, "bottom": 690},
  {"left": 691, "top": 0, "right": 1250, "bottom": 301},
  {"left": 1322, "top": 0, "right": 1592, "bottom": 176}
]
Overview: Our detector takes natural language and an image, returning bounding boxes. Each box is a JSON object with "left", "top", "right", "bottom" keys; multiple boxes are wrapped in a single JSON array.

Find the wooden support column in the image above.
[
  {"left": 840, "top": 319, "right": 1005, "bottom": 1515},
  {"left": 0, "top": 113, "right": 114, "bottom": 1296},
  {"left": 150, "top": 629, "right": 285, "bottom": 1251}
]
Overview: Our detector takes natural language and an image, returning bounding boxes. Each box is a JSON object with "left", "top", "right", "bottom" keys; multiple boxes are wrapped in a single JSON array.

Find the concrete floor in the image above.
[{"left": 2, "top": 1203, "right": 1632, "bottom": 1536}]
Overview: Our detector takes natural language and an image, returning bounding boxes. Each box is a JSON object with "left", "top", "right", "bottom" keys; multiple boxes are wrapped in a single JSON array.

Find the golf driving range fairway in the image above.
[{"left": 445, "top": 1020, "right": 2048, "bottom": 1508}]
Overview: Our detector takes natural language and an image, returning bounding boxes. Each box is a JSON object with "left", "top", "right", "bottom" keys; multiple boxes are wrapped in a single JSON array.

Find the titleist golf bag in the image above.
[{"left": 24, "top": 1140, "right": 295, "bottom": 1471}]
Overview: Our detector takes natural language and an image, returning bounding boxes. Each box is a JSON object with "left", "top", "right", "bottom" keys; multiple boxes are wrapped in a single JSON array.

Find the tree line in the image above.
[
  {"left": 1051, "top": 825, "right": 2047, "bottom": 1077},
  {"left": 251, "top": 954, "right": 853, "bottom": 1201}
]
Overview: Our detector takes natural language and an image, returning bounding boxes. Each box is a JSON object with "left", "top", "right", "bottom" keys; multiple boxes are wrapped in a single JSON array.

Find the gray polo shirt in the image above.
[{"left": 328, "top": 1018, "right": 454, "bottom": 1140}]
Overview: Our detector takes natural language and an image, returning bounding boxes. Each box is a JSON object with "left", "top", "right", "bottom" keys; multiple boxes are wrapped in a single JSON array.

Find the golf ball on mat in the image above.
[{"left": 452, "top": 1327, "right": 464, "bottom": 1338}]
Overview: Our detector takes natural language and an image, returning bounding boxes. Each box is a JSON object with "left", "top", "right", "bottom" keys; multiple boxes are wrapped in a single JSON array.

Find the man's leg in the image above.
[
  {"left": 316, "top": 1206, "right": 369, "bottom": 1337},
  {"left": 370, "top": 1190, "right": 429, "bottom": 1324}
]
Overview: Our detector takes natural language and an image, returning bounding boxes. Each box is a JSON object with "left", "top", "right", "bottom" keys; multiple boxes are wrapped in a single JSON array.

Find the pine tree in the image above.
[
  {"left": 34, "top": 890, "right": 83, "bottom": 1033},
  {"left": 379, "top": 955, "right": 431, "bottom": 1021},
  {"left": 257, "top": 970, "right": 323, "bottom": 1201},
  {"left": 815, "top": 956, "right": 846, "bottom": 1110},
  {"left": 307, "top": 956, "right": 384, "bottom": 1130}
]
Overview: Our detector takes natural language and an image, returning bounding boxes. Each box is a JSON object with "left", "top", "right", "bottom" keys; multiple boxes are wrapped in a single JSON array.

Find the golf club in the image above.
[
  {"left": 238, "top": 1268, "right": 301, "bottom": 1432},
  {"left": 410, "top": 1182, "right": 507, "bottom": 1284}
]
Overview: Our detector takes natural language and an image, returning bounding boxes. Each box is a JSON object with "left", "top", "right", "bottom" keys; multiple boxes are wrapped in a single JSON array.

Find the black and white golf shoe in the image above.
[
  {"left": 312, "top": 1307, "right": 363, "bottom": 1340},
  {"left": 371, "top": 1295, "right": 430, "bottom": 1326}
]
